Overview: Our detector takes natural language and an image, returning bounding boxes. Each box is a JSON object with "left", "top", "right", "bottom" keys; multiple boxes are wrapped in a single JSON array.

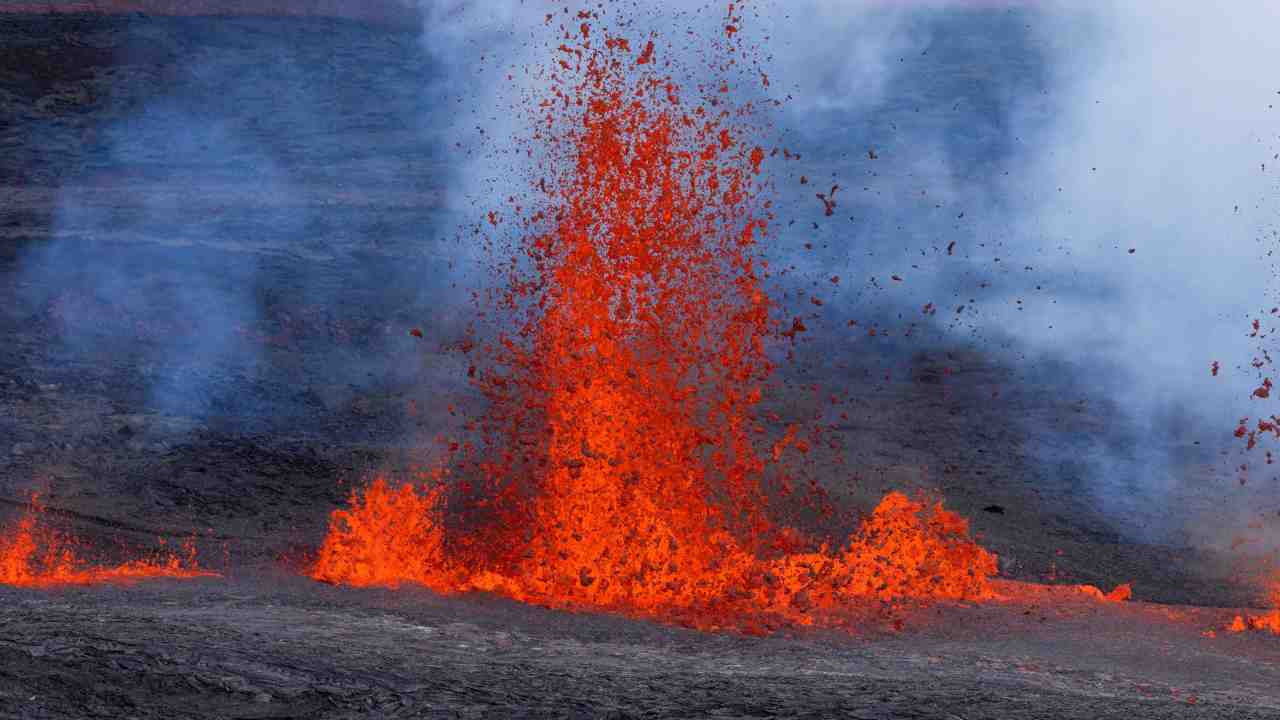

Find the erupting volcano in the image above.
[
  {"left": 10, "top": 1, "right": 1280, "bottom": 715},
  {"left": 311, "top": 3, "right": 996, "bottom": 631},
  {"left": 0, "top": 494, "right": 214, "bottom": 587}
]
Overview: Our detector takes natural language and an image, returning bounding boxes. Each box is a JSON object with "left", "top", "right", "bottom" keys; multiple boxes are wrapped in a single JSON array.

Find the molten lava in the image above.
[
  {"left": 312, "top": 3, "right": 996, "bottom": 631},
  {"left": 1076, "top": 582, "right": 1133, "bottom": 603},
  {"left": 0, "top": 494, "right": 214, "bottom": 587},
  {"left": 1227, "top": 577, "right": 1280, "bottom": 635},
  {"left": 314, "top": 478, "right": 996, "bottom": 628},
  {"left": 312, "top": 477, "right": 447, "bottom": 589}
]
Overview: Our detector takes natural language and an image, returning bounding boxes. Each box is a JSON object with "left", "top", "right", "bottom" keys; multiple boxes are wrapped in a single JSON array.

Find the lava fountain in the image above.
[
  {"left": 0, "top": 494, "right": 215, "bottom": 587},
  {"left": 312, "top": 3, "right": 996, "bottom": 631}
]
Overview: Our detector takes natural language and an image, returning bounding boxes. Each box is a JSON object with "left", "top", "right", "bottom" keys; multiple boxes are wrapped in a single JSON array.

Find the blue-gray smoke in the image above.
[{"left": 16, "top": 14, "right": 468, "bottom": 441}]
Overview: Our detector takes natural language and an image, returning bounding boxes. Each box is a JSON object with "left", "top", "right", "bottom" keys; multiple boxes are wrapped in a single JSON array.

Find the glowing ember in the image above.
[
  {"left": 312, "top": 3, "right": 996, "bottom": 631},
  {"left": 0, "top": 494, "right": 214, "bottom": 587}
]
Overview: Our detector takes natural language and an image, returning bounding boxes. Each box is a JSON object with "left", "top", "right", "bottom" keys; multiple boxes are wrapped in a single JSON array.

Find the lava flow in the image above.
[
  {"left": 312, "top": 4, "right": 996, "bottom": 631},
  {"left": 0, "top": 494, "right": 214, "bottom": 587}
]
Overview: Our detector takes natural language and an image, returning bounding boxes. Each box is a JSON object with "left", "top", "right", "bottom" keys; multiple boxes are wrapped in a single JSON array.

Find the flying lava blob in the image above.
[
  {"left": 312, "top": 2, "right": 997, "bottom": 632},
  {"left": 0, "top": 494, "right": 215, "bottom": 587}
]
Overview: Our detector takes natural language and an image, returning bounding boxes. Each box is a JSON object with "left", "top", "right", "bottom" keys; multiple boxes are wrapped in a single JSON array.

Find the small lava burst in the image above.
[
  {"left": 1222, "top": 576, "right": 1280, "bottom": 635},
  {"left": 311, "top": 477, "right": 450, "bottom": 589},
  {"left": 0, "top": 494, "right": 215, "bottom": 588},
  {"left": 310, "top": 2, "right": 997, "bottom": 633},
  {"left": 1075, "top": 582, "right": 1133, "bottom": 603}
]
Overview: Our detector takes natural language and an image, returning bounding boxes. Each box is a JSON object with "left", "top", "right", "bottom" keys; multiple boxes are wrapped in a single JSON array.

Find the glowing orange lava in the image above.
[
  {"left": 312, "top": 3, "right": 997, "bottom": 631},
  {"left": 313, "top": 478, "right": 996, "bottom": 629},
  {"left": 1076, "top": 582, "right": 1133, "bottom": 603},
  {"left": 1227, "top": 578, "right": 1280, "bottom": 635},
  {"left": 0, "top": 495, "right": 215, "bottom": 587},
  {"left": 312, "top": 476, "right": 447, "bottom": 589}
]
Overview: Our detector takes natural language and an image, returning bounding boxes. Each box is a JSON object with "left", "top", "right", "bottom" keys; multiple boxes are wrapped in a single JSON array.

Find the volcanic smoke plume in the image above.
[{"left": 310, "top": 3, "right": 996, "bottom": 631}]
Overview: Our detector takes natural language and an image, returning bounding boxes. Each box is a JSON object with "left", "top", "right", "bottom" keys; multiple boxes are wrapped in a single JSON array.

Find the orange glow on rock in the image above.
[
  {"left": 310, "top": 3, "right": 996, "bottom": 631},
  {"left": 0, "top": 495, "right": 215, "bottom": 588}
]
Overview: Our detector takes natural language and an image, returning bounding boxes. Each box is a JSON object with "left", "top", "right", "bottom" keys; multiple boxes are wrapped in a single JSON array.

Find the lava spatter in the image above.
[
  {"left": 0, "top": 494, "right": 214, "bottom": 588},
  {"left": 312, "top": 2, "right": 996, "bottom": 632}
]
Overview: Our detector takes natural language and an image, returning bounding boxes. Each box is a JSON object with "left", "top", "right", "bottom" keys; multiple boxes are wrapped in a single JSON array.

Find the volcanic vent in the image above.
[{"left": 310, "top": 4, "right": 996, "bottom": 631}]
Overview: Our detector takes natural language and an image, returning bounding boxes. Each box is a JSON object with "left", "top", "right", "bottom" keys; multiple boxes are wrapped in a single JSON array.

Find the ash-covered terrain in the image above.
[{"left": 1, "top": 7, "right": 1278, "bottom": 718}]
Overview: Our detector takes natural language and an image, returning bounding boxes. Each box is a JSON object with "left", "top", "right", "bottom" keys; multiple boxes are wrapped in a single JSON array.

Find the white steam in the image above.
[{"left": 991, "top": 2, "right": 1280, "bottom": 544}]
